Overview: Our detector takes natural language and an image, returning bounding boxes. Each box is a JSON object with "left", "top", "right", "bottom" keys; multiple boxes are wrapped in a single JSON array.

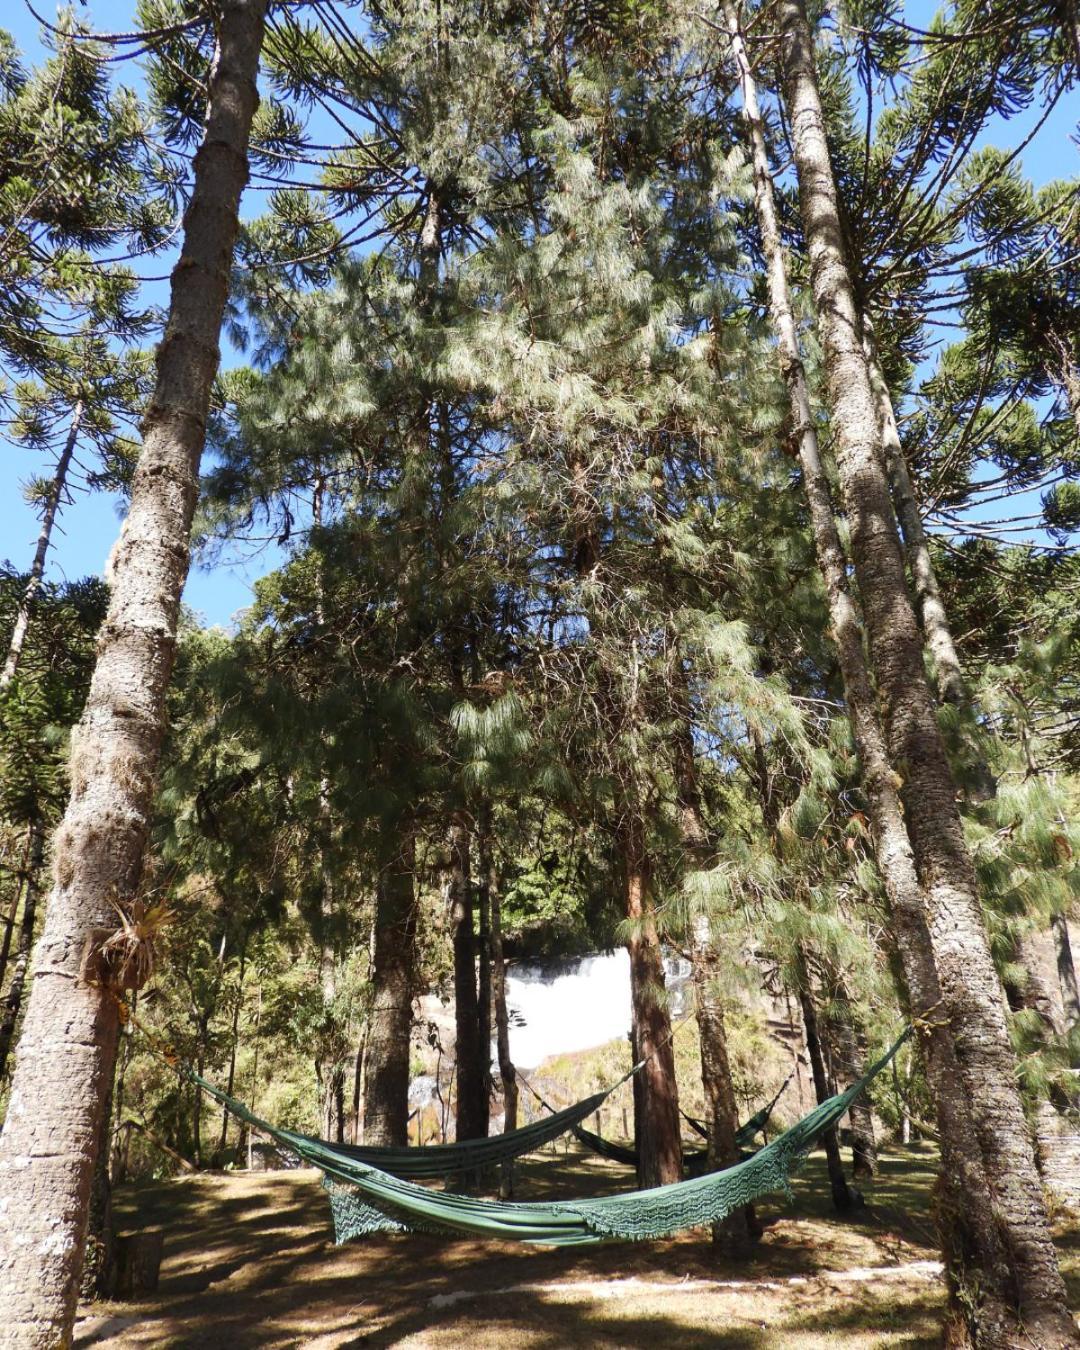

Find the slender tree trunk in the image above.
[
  {"left": 860, "top": 325, "right": 967, "bottom": 706},
  {"left": 489, "top": 858, "right": 517, "bottom": 1198},
  {"left": 0, "top": 10, "right": 266, "bottom": 1338},
  {"left": 623, "top": 813, "right": 682, "bottom": 1188},
  {"left": 0, "top": 833, "right": 32, "bottom": 992},
  {"left": 828, "top": 989, "right": 878, "bottom": 1178},
  {"left": 719, "top": 6, "right": 1061, "bottom": 1340},
  {"left": 690, "top": 926, "right": 759, "bottom": 1256},
  {"left": 1052, "top": 912, "right": 1080, "bottom": 1030},
  {"left": 450, "top": 819, "right": 484, "bottom": 1141},
  {"left": 777, "top": 2, "right": 1076, "bottom": 1339},
  {"left": 363, "top": 831, "right": 417, "bottom": 1146},
  {"left": 1, "top": 402, "right": 82, "bottom": 690},
  {"left": 475, "top": 822, "right": 493, "bottom": 1141},
  {"left": 0, "top": 823, "right": 43, "bottom": 1078},
  {"left": 798, "top": 976, "right": 854, "bottom": 1212},
  {"left": 672, "top": 658, "right": 757, "bottom": 1251},
  {"left": 215, "top": 947, "right": 247, "bottom": 1163}
]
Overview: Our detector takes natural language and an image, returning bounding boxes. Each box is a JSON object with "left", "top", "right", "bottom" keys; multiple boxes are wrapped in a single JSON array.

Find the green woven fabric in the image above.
[
  {"left": 303, "top": 1092, "right": 612, "bottom": 1178},
  {"left": 195, "top": 1030, "right": 908, "bottom": 1247},
  {"left": 573, "top": 1100, "right": 770, "bottom": 1170}
]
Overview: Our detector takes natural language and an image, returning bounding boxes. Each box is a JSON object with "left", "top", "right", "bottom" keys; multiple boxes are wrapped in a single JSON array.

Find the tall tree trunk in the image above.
[
  {"left": 623, "top": 813, "right": 682, "bottom": 1188},
  {"left": 450, "top": 818, "right": 485, "bottom": 1141},
  {"left": 672, "top": 657, "right": 757, "bottom": 1251},
  {"left": 797, "top": 974, "right": 855, "bottom": 1212},
  {"left": 1, "top": 401, "right": 82, "bottom": 690},
  {"left": 719, "top": 6, "right": 1059, "bottom": 1340},
  {"left": 860, "top": 325, "right": 967, "bottom": 707},
  {"left": 363, "top": 831, "right": 417, "bottom": 1146},
  {"left": 776, "top": 1, "right": 1075, "bottom": 1341},
  {"left": 475, "top": 821, "right": 493, "bottom": 1141},
  {"left": 489, "top": 856, "right": 517, "bottom": 1198},
  {"left": 1052, "top": 912, "right": 1080, "bottom": 1030},
  {"left": 0, "top": 9, "right": 266, "bottom": 1338},
  {"left": 0, "top": 823, "right": 45, "bottom": 1077}
]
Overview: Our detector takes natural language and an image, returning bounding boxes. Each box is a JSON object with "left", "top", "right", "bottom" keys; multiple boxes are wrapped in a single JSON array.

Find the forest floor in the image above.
[{"left": 74, "top": 1140, "right": 1080, "bottom": 1348}]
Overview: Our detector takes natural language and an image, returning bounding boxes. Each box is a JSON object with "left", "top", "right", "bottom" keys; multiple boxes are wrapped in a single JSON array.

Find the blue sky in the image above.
[{"left": 0, "top": 1, "right": 1076, "bottom": 629}]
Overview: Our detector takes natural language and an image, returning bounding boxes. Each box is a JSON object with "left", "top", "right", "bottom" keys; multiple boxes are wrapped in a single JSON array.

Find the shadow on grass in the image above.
[{"left": 77, "top": 1141, "right": 966, "bottom": 1348}]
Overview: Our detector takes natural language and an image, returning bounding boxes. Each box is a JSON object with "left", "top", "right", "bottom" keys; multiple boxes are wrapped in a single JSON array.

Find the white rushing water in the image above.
[{"left": 504, "top": 949, "right": 691, "bottom": 1069}]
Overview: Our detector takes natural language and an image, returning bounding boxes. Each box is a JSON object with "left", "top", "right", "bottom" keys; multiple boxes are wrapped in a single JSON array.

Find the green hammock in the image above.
[
  {"left": 288, "top": 1091, "right": 613, "bottom": 1179},
  {"left": 193, "top": 1029, "right": 908, "bottom": 1247},
  {"left": 573, "top": 1085, "right": 783, "bottom": 1170}
]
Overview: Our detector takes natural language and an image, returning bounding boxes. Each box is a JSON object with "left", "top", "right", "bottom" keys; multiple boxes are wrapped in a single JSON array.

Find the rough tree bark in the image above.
[
  {"left": 0, "top": 8, "right": 266, "bottom": 1342},
  {"left": 1, "top": 401, "right": 82, "bottom": 689},
  {"left": 776, "top": 1, "right": 1076, "bottom": 1340},
  {"left": 363, "top": 832, "right": 417, "bottom": 1146},
  {"left": 719, "top": 4, "right": 1059, "bottom": 1339}
]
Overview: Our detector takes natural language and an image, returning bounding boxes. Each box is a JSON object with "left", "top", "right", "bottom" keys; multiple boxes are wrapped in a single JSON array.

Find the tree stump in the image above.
[{"left": 111, "top": 1230, "right": 164, "bottom": 1299}]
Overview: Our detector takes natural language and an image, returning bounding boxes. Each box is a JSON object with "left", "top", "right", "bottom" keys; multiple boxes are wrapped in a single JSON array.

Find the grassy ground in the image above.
[{"left": 75, "top": 1142, "right": 1080, "bottom": 1349}]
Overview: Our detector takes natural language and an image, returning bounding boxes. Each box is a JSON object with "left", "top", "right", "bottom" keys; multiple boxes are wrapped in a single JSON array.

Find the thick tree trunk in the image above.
[
  {"left": 363, "top": 832, "right": 417, "bottom": 1146},
  {"left": 0, "top": 9, "right": 265, "bottom": 1339},
  {"left": 776, "top": 2, "right": 1075, "bottom": 1341},
  {"left": 0, "top": 822, "right": 44, "bottom": 1078},
  {"left": 450, "top": 819, "right": 485, "bottom": 1142},
  {"left": 719, "top": 5, "right": 1064, "bottom": 1340},
  {"left": 1, "top": 401, "right": 82, "bottom": 690},
  {"left": 1053, "top": 913, "right": 1080, "bottom": 1031},
  {"left": 798, "top": 978, "right": 855, "bottom": 1212},
  {"left": 623, "top": 814, "right": 682, "bottom": 1188}
]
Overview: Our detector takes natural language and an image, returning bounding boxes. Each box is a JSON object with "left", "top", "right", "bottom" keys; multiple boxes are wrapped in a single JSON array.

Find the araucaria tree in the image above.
[{"left": 0, "top": 2, "right": 267, "bottom": 1342}]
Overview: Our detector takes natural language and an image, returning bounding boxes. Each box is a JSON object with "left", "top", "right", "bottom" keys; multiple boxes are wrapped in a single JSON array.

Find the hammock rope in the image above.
[{"left": 190, "top": 1029, "right": 910, "bottom": 1247}]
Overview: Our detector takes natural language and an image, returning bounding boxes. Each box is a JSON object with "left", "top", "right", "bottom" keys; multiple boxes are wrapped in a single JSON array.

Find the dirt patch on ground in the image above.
[{"left": 73, "top": 1143, "right": 1079, "bottom": 1348}]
